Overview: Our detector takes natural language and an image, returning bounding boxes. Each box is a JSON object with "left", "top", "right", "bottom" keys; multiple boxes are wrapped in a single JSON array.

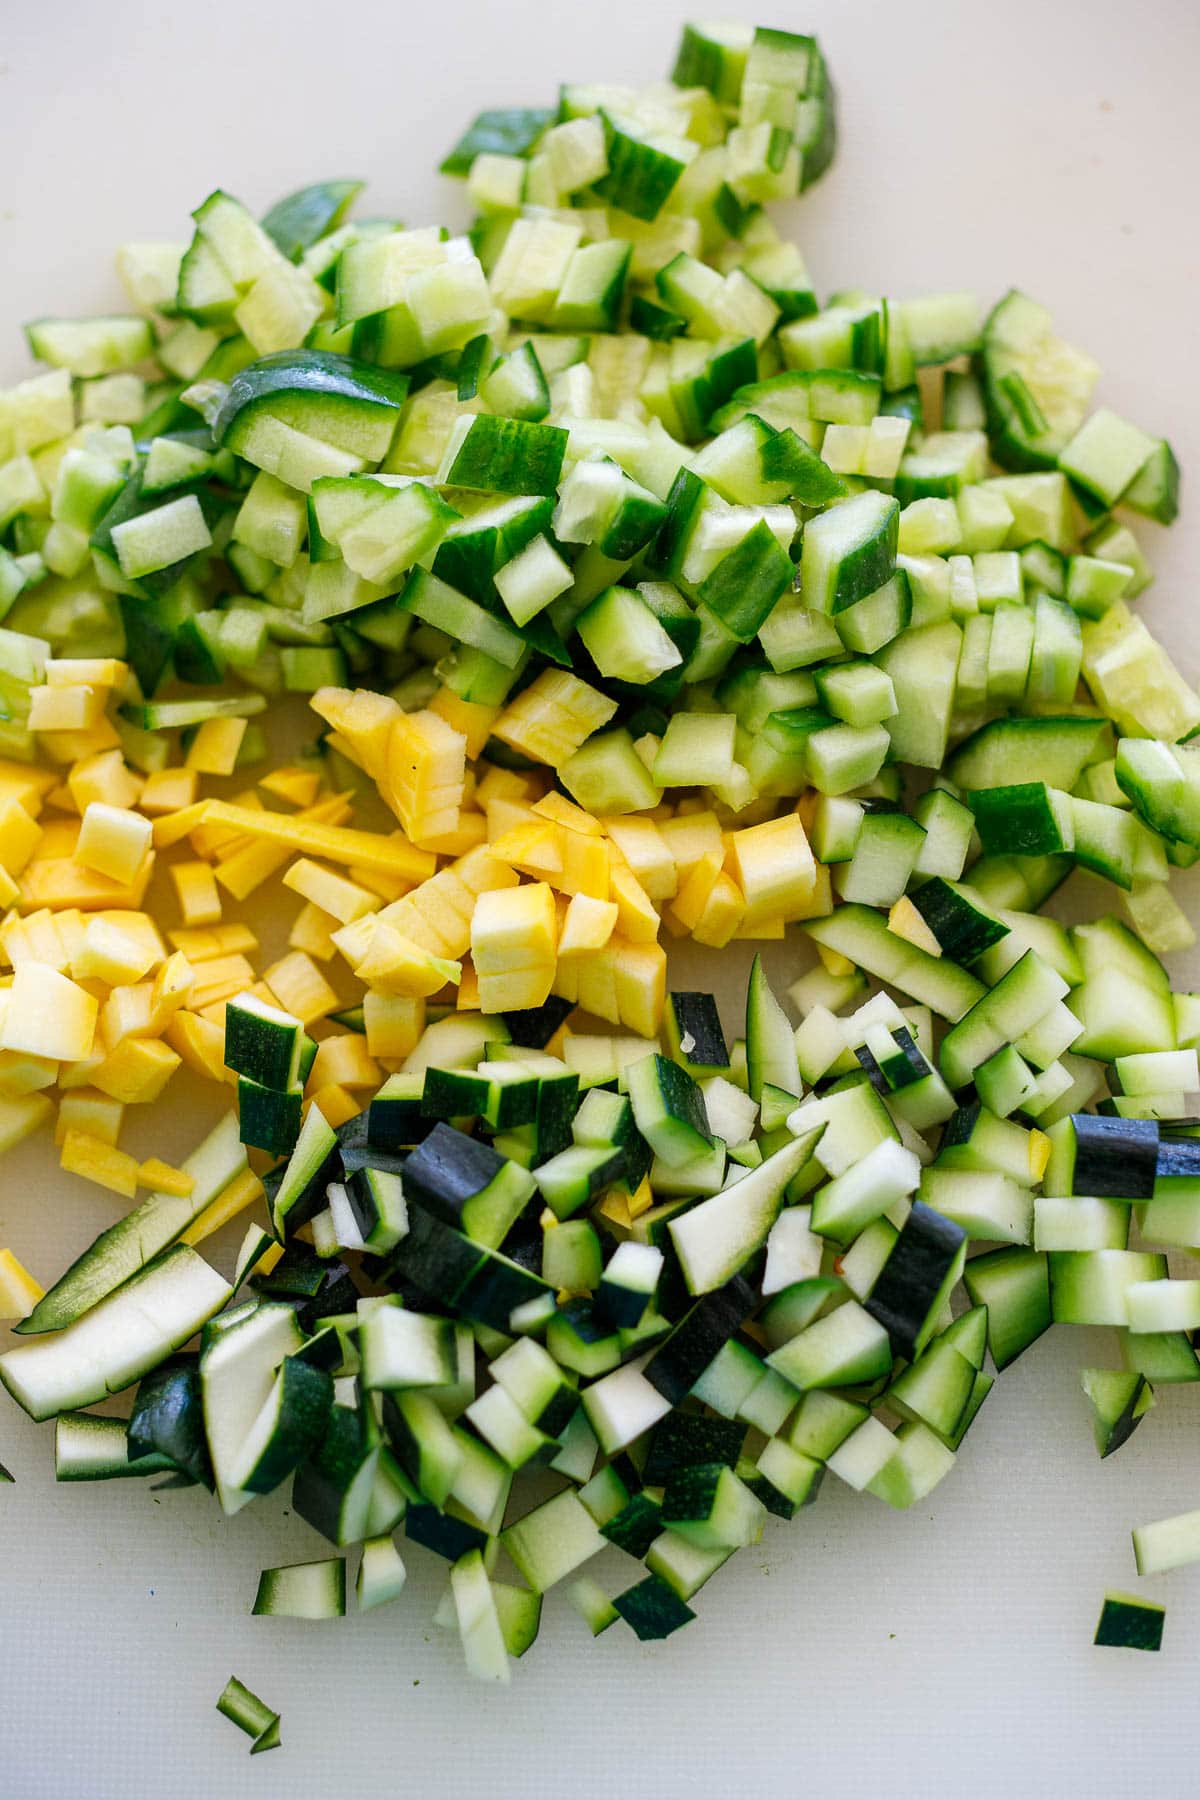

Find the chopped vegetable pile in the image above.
[{"left": 0, "top": 17, "right": 1195, "bottom": 1698}]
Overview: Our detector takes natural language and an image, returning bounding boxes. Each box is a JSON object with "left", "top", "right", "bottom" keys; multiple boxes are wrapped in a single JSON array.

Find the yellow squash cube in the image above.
[
  {"left": 263, "top": 950, "right": 339, "bottom": 1025},
  {"left": 557, "top": 892, "right": 619, "bottom": 958},
  {"left": 92, "top": 1035, "right": 181, "bottom": 1104},
  {"left": 60, "top": 1129, "right": 141, "bottom": 1199},
  {"left": 2, "top": 964, "right": 97, "bottom": 1061},
  {"left": 0, "top": 796, "right": 42, "bottom": 874},
  {"left": 76, "top": 802, "right": 153, "bottom": 885},
  {"left": 185, "top": 715, "right": 248, "bottom": 776},
  {"left": 68, "top": 747, "right": 144, "bottom": 813},
  {"left": 0, "top": 1247, "right": 44, "bottom": 1319},
  {"left": 137, "top": 768, "right": 199, "bottom": 816},
  {"left": 55, "top": 1089, "right": 125, "bottom": 1147},
  {"left": 731, "top": 813, "right": 817, "bottom": 926},
  {"left": 282, "top": 857, "right": 379, "bottom": 925},
  {"left": 355, "top": 922, "right": 461, "bottom": 997},
  {"left": 289, "top": 901, "right": 338, "bottom": 962},
  {"left": 363, "top": 990, "right": 425, "bottom": 1060},
  {"left": 74, "top": 917, "right": 158, "bottom": 985}
]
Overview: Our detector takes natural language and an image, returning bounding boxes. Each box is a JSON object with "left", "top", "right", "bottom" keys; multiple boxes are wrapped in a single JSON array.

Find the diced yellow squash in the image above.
[
  {"left": 189, "top": 954, "right": 258, "bottom": 1012},
  {"left": 96, "top": 910, "right": 166, "bottom": 968},
  {"left": 613, "top": 940, "right": 667, "bottom": 1037},
  {"left": 0, "top": 866, "right": 18, "bottom": 907},
  {"left": 492, "top": 669, "right": 617, "bottom": 766},
  {"left": 19, "top": 850, "right": 155, "bottom": 910},
  {"left": 0, "top": 1092, "right": 53, "bottom": 1154},
  {"left": 152, "top": 800, "right": 213, "bottom": 848},
  {"left": 362, "top": 990, "right": 425, "bottom": 1060},
  {"left": 329, "top": 914, "right": 378, "bottom": 970},
  {"left": 667, "top": 849, "right": 724, "bottom": 933},
  {"left": 60, "top": 1128, "right": 141, "bottom": 1198},
  {"left": 558, "top": 830, "right": 610, "bottom": 900},
  {"left": 475, "top": 764, "right": 546, "bottom": 809},
  {"left": 167, "top": 923, "right": 257, "bottom": 961},
  {"left": 378, "top": 847, "right": 519, "bottom": 960},
  {"left": 416, "top": 810, "right": 487, "bottom": 857},
  {"left": 488, "top": 820, "right": 564, "bottom": 877},
  {"left": 383, "top": 708, "right": 467, "bottom": 848},
  {"left": 179, "top": 1166, "right": 265, "bottom": 1245},
  {"left": 732, "top": 914, "right": 787, "bottom": 940},
  {"left": 136, "top": 1157, "right": 195, "bottom": 1196},
  {"left": 289, "top": 900, "right": 338, "bottom": 961},
  {"left": 626, "top": 1175, "right": 655, "bottom": 1220},
  {"left": 593, "top": 1187, "right": 633, "bottom": 1232},
  {"left": 200, "top": 799, "right": 435, "bottom": 882},
  {"left": 355, "top": 922, "right": 461, "bottom": 997},
  {"left": 471, "top": 881, "right": 557, "bottom": 973},
  {"left": 213, "top": 837, "right": 291, "bottom": 899},
  {"left": 74, "top": 916, "right": 157, "bottom": 984},
  {"left": 99, "top": 983, "right": 157, "bottom": 1046},
  {"left": 0, "top": 1246, "right": 44, "bottom": 1319},
  {"left": 170, "top": 859, "right": 222, "bottom": 927},
  {"left": 0, "top": 759, "right": 56, "bottom": 812},
  {"left": 1029, "top": 1129, "right": 1052, "bottom": 1185},
  {"left": 485, "top": 797, "right": 541, "bottom": 841},
  {"left": 603, "top": 815, "right": 677, "bottom": 899},
  {"left": 476, "top": 964, "right": 556, "bottom": 1012},
  {"left": 888, "top": 895, "right": 943, "bottom": 957},
  {"left": 260, "top": 765, "right": 323, "bottom": 808},
  {"left": 2, "top": 964, "right": 97, "bottom": 1060},
  {"left": 731, "top": 812, "right": 817, "bottom": 926},
  {"left": 185, "top": 716, "right": 247, "bottom": 776},
  {"left": 76, "top": 802, "right": 153, "bottom": 885},
  {"left": 428, "top": 687, "right": 499, "bottom": 760},
  {"left": 456, "top": 959, "right": 480, "bottom": 1011},
  {"left": 344, "top": 859, "right": 414, "bottom": 904},
  {"left": 165, "top": 1010, "right": 230, "bottom": 1084},
  {"left": 44, "top": 658, "right": 125, "bottom": 690},
  {"left": 0, "top": 796, "right": 43, "bottom": 874},
  {"left": 608, "top": 859, "right": 660, "bottom": 944},
  {"left": 691, "top": 870, "right": 746, "bottom": 948},
  {"left": 558, "top": 892, "right": 618, "bottom": 958},
  {"left": 3, "top": 909, "right": 67, "bottom": 970},
  {"left": 189, "top": 788, "right": 264, "bottom": 859},
  {"left": 282, "top": 857, "right": 379, "bottom": 924},
  {"left": 92, "top": 1035, "right": 181, "bottom": 1103},
  {"left": 816, "top": 941, "right": 855, "bottom": 977},
  {"left": 32, "top": 817, "right": 81, "bottom": 860},
  {"left": 56, "top": 1051, "right": 107, "bottom": 1093},
  {"left": 472, "top": 881, "right": 557, "bottom": 1013},
  {"left": 52, "top": 908, "right": 88, "bottom": 967},
  {"left": 0, "top": 1049, "right": 59, "bottom": 1096},
  {"left": 28, "top": 683, "right": 106, "bottom": 732},
  {"left": 148, "top": 950, "right": 195, "bottom": 1033},
  {"left": 68, "top": 747, "right": 143, "bottom": 813},
  {"left": 55, "top": 1089, "right": 124, "bottom": 1147},
  {"left": 572, "top": 949, "right": 618, "bottom": 1022},
  {"left": 310, "top": 686, "right": 402, "bottom": 777},
  {"left": 264, "top": 950, "right": 339, "bottom": 1025},
  {"left": 40, "top": 720, "right": 124, "bottom": 766},
  {"left": 660, "top": 809, "right": 724, "bottom": 877},
  {"left": 137, "top": 767, "right": 200, "bottom": 815},
  {"left": 306, "top": 1082, "right": 361, "bottom": 1128},
  {"left": 533, "top": 792, "right": 604, "bottom": 837},
  {"left": 306, "top": 1034, "right": 381, "bottom": 1094}
]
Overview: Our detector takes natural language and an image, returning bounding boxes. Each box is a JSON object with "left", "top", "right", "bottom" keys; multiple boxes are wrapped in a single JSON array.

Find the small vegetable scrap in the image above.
[{"left": 216, "top": 1675, "right": 281, "bottom": 1753}]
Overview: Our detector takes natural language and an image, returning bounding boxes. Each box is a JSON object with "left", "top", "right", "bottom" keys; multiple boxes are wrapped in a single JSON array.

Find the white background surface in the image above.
[{"left": 3, "top": 2, "right": 1200, "bottom": 1794}]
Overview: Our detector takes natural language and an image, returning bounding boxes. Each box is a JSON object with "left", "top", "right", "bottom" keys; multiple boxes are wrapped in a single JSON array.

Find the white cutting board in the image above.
[{"left": 2, "top": 2, "right": 1200, "bottom": 1794}]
